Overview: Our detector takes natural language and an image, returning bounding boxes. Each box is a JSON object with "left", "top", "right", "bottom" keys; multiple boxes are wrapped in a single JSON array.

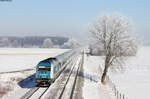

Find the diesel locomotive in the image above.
[{"left": 35, "top": 50, "right": 75, "bottom": 86}]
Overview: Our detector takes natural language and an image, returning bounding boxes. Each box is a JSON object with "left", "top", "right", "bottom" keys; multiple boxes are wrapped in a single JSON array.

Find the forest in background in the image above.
[{"left": 0, "top": 36, "right": 68, "bottom": 48}]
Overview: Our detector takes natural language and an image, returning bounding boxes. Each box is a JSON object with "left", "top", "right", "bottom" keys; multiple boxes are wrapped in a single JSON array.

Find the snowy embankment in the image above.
[
  {"left": 0, "top": 70, "right": 34, "bottom": 98},
  {"left": 0, "top": 48, "right": 68, "bottom": 98},
  {"left": 107, "top": 46, "right": 150, "bottom": 99},
  {"left": 83, "top": 54, "right": 115, "bottom": 99}
]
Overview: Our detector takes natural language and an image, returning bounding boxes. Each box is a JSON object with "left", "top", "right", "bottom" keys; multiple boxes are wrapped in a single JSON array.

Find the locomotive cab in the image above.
[
  {"left": 35, "top": 50, "right": 74, "bottom": 86},
  {"left": 36, "top": 60, "right": 52, "bottom": 85}
]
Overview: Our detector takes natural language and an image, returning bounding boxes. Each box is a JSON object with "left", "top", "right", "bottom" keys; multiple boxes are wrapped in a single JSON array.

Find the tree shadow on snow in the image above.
[
  {"left": 64, "top": 68, "right": 100, "bottom": 83},
  {"left": 18, "top": 74, "right": 37, "bottom": 88},
  {"left": 78, "top": 71, "right": 100, "bottom": 82}
]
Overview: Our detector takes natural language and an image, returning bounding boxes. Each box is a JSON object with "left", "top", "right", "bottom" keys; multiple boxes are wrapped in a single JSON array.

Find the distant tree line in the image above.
[{"left": 0, "top": 36, "right": 68, "bottom": 48}]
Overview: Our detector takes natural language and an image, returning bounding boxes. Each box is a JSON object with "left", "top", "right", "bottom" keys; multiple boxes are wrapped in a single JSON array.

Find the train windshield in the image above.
[
  {"left": 37, "top": 61, "right": 51, "bottom": 71},
  {"left": 38, "top": 67, "right": 51, "bottom": 71}
]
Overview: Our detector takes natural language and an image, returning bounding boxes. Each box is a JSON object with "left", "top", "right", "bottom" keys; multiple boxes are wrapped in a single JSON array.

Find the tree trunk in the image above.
[{"left": 101, "top": 65, "right": 109, "bottom": 84}]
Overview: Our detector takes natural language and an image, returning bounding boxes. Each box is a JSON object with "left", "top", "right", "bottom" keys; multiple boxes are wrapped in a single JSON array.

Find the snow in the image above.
[
  {"left": 0, "top": 48, "right": 68, "bottom": 72},
  {"left": 4, "top": 73, "right": 37, "bottom": 99},
  {"left": 83, "top": 54, "right": 115, "bottom": 99},
  {"left": 1, "top": 47, "right": 150, "bottom": 99},
  {"left": 0, "top": 48, "right": 68, "bottom": 98},
  {"left": 8, "top": 88, "right": 30, "bottom": 98},
  {"left": 0, "top": 70, "right": 35, "bottom": 99},
  {"left": 59, "top": 55, "right": 81, "bottom": 99},
  {"left": 83, "top": 46, "right": 150, "bottom": 99},
  {"left": 30, "top": 88, "right": 47, "bottom": 99},
  {"left": 40, "top": 54, "right": 80, "bottom": 99},
  {"left": 107, "top": 46, "right": 150, "bottom": 99}
]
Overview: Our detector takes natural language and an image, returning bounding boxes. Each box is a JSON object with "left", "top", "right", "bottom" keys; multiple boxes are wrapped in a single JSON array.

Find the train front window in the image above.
[{"left": 38, "top": 67, "right": 51, "bottom": 71}]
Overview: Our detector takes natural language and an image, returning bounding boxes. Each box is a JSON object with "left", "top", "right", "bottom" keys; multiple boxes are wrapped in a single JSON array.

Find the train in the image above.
[{"left": 35, "top": 50, "right": 75, "bottom": 86}]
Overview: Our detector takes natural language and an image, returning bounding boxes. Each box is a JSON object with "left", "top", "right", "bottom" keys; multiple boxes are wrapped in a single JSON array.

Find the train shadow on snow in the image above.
[{"left": 18, "top": 73, "right": 37, "bottom": 88}]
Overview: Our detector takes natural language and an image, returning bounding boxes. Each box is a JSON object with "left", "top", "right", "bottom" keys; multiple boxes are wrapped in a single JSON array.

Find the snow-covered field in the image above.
[
  {"left": 1, "top": 47, "right": 150, "bottom": 99},
  {"left": 0, "top": 48, "right": 68, "bottom": 98},
  {"left": 0, "top": 48, "right": 68, "bottom": 72},
  {"left": 83, "top": 46, "right": 150, "bottom": 99},
  {"left": 108, "top": 46, "right": 150, "bottom": 99}
]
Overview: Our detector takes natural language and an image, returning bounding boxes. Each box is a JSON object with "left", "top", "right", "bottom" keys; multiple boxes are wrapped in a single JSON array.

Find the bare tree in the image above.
[{"left": 90, "top": 13, "right": 137, "bottom": 84}]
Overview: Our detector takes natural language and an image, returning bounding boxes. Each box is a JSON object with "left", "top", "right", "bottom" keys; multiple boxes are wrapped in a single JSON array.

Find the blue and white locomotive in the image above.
[{"left": 35, "top": 50, "right": 74, "bottom": 85}]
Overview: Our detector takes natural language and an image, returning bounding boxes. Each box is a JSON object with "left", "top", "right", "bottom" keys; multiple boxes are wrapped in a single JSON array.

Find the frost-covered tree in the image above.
[
  {"left": 62, "top": 38, "right": 79, "bottom": 49},
  {"left": 90, "top": 13, "right": 137, "bottom": 84},
  {"left": 1, "top": 37, "right": 10, "bottom": 47},
  {"left": 89, "top": 42, "right": 105, "bottom": 55},
  {"left": 42, "top": 38, "right": 53, "bottom": 48},
  {"left": 11, "top": 40, "right": 19, "bottom": 47}
]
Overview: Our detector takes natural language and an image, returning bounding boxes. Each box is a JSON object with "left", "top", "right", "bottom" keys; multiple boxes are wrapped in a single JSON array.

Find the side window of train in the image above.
[
  {"left": 59, "top": 62, "right": 61, "bottom": 67},
  {"left": 55, "top": 65, "right": 58, "bottom": 72},
  {"left": 53, "top": 67, "right": 55, "bottom": 73},
  {"left": 53, "top": 66, "right": 56, "bottom": 73}
]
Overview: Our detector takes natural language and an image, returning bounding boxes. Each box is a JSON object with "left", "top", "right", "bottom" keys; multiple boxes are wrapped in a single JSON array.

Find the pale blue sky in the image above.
[{"left": 0, "top": 0, "right": 150, "bottom": 44}]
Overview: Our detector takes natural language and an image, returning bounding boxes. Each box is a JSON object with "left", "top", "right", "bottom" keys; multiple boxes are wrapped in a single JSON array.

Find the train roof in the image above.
[
  {"left": 37, "top": 61, "right": 51, "bottom": 67},
  {"left": 37, "top": 50, "right": 73, "bottom": 66}
]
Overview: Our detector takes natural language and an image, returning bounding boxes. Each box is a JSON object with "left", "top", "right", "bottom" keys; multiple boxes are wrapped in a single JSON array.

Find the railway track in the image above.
[
  {"left": 20, "top": 87, "right": 39, "bottom": 99},
  {"left": 20, "top": 52, "right": 79, "bottom": 99},
  {"left": 39, "top": 53, "right": 83, "bottom": 99},
  {"left": 20, "top": 51, "right": 84, "bottom": 99},
  {"left": 40, "top": 53, "right": 80, "bottom": 99},
  {"left": 57, "top": 53, "right": 84, "bottom": 99},
  {"left": 20, "top": 87, "right": 49, "bottom": 99}
]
